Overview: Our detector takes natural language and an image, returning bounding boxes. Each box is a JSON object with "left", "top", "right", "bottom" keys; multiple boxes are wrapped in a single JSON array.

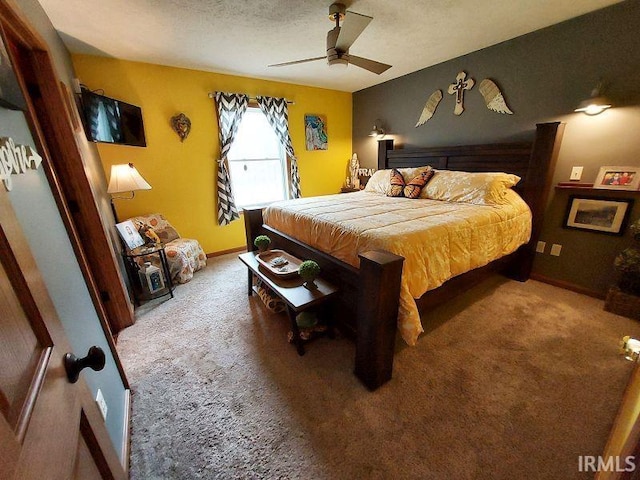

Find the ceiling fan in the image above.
[{"left": 268, "top": 2, "right": 392, "bottom": 75}]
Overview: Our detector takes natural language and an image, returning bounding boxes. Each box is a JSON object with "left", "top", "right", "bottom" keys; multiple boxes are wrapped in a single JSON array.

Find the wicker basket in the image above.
[{"left": 604, "top": 286, "right": 640, "bottom": 321}]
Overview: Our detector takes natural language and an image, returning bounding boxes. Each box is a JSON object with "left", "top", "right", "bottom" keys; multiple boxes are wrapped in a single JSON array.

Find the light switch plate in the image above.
[
  {"left": 570, "top": 166, "right": 583, "bottom": 181},
  {"left": 536, "top": 241, "right": 546, "bottom": 253},
  {"left": 550, "top": 244, "right": 562, "bottom": 256},
  {"left": 95, "top": 388, "right": 108, "bottom": 421}
]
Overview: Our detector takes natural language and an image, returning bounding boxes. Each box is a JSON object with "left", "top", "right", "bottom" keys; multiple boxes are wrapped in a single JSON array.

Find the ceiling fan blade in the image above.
[
  {"left": 349, "top": 55, "right": 391, "bottom": 75},
  {"left": 268, "top": 56, "right": 326, "bottom": 67},
  {"left": 335, "top": 11, "right": 372, "bottom": 51}
]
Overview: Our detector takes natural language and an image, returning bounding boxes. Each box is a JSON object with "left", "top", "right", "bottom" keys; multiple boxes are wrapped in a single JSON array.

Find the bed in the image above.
[{"left": 244, "top": 122, "right": 564, "bottom": 390}]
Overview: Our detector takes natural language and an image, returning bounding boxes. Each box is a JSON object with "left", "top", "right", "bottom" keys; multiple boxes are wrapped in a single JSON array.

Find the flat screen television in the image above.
[{"left": 80, "top": 88, "right": 147, "bottom": 147}]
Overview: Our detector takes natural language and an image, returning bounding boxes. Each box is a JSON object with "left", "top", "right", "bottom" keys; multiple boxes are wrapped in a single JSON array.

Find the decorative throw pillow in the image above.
[
  {"left": 363, "top": 169, "right": 391, "bottom": 194},
  {"left": 136, "top": 222, "right": 161, "bottom": 245},
  {"left": 154, "top": 225, "right": 180, "bottom": 243},
  {"left": 387, "top": 169, "right": 405, "bottom": 197},
  {"left": 424, "top": 170, "right": 520, "bottom": 205},
  {"left": 403, "top": 167, "right": 435, "bottom": 199}
]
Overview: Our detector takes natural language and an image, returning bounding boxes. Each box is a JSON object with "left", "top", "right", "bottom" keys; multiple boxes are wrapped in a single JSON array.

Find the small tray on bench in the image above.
[{"left": 256, "top": 249, "right": 302, "bottom": 279}]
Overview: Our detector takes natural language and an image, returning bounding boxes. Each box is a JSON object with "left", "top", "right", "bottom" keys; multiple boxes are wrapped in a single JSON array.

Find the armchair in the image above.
[{"left": 127, "top": 213, "right": 206, "bottom": 283}]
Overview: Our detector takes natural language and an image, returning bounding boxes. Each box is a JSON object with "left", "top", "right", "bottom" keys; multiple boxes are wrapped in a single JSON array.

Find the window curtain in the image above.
[
  {"left": 213, "top": 92, "right": 249, "bottom": 225},
  {"left": 256, "top": 96, "right": 301, "bottom": 199}
]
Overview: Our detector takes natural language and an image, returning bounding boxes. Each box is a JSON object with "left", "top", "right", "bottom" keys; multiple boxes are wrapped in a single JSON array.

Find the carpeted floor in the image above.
[{"left": 117, "top": 252, "right": 640, "bottom": 479}]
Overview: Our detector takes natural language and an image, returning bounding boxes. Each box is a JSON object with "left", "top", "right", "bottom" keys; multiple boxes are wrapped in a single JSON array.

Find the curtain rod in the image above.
[{"left": 207, "top": 92, "right": 295, "bottom": 105}]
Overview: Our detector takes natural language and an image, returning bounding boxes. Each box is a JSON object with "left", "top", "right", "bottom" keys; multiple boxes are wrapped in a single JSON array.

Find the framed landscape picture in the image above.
[
  {"left": 593, "top": 166, "right": 640, "bottom": 191},
  {"left": 564, "top": 196, "right": 634, "bottom": 235}
]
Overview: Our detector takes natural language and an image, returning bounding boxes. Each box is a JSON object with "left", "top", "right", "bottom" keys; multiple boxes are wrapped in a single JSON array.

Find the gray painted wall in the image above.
[
  {"left": 7, "top": 0, "right": 128, "bottom": 459},
  {"left": 353, "top": 0, "right": 640, "bottom": 295}
]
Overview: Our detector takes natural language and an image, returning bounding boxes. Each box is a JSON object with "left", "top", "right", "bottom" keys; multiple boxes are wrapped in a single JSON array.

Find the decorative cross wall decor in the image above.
[{"left": 447, "top": 71, "right": 475, "bottom": 115}]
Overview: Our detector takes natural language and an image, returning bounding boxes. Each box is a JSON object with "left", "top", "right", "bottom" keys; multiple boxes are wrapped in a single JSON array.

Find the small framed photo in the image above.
[
  {"left": 564, "top": 196, "right": 634, "bottom": 235},
  {"left": 593, "top": 166, "right": 640, "bottom": 191},
  {"left": 115, "top": 220, "right": 145, "bottom": 250}
]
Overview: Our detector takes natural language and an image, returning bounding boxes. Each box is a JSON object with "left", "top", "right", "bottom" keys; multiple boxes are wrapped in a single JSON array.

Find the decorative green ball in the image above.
[
  {"left": 298, "top": 260, "right": 320, "bottom": 281},
  {"left": 253, "top": 235, "right": 271, "bottom": 250}
]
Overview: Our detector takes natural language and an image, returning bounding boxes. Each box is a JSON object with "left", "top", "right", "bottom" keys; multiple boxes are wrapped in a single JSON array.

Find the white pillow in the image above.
[
  {"left": 363, "top": 169, "right": 391, "bottom": 194},
  {"left": 423, "top": 170, "right": 521, "bottom": 205}
]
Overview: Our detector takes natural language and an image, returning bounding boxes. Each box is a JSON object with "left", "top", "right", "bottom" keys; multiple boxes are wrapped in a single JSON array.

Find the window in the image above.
[{"left": 227, "top": 108, "right": 288, "bottom": 208}]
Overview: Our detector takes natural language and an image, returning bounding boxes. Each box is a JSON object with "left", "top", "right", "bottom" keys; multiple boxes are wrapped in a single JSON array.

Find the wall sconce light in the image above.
[
  {"left": 107, "top": 163, "right": 152, "bottom": 222},
  {"left": 574, "top": 82, "right": 612, "bottom": 116},
  {"left": 368, "top": 120, "right": 385, "bottom": 138}
]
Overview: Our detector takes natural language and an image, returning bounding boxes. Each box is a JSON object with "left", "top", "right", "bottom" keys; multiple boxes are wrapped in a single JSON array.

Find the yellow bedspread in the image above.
[{"left": 263, "top": 190, "right": 532, "bottom": 345}]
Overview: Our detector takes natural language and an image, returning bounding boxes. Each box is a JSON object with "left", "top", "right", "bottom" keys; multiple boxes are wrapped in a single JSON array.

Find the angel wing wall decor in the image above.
[
  {"left": 479, "top": 79, "right": 513, "bottom": 114},
  {"left": 415, "top": 90, "right": 443, "bottom": 127}
]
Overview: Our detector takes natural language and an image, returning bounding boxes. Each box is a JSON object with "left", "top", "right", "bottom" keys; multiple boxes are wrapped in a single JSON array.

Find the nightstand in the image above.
[{"left": 123, "top": 245, "right": 174, "bottom": 305}]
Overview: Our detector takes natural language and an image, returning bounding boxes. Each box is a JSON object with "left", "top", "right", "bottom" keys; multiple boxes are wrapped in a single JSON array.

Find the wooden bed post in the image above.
[
  {"left": 510, "top": 122, "right": 565, "bottom": 281},
  {"left": 377, "top": 139, "right": 394, "bottom": 170},
  {"left": 355, "top": 250, "right": 404, "bottom": 390},
  {"left": 243, "top": 208, "right": 264, "bottom": 252}
]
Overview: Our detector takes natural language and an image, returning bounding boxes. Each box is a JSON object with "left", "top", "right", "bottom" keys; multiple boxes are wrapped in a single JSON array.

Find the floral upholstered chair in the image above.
[{"left": 127, "top": 213, "right": 206, "bottom": 283}]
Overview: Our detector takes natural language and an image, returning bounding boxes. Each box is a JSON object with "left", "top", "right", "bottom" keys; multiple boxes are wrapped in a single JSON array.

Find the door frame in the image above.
[
  {"left": 0, "top": 0, "right": 130, "bottom": 470},
  {"left": 0, "top": 0, "right": 135, "bottom": 336}
]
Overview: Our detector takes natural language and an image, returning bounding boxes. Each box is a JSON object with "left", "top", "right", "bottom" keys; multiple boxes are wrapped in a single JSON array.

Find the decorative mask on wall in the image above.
[{"left": 170, "top": 113, "right": 191, "bottom": 142}]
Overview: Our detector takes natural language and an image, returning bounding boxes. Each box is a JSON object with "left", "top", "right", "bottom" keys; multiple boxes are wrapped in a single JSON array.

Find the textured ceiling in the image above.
[{"left": 38, "top": 0, "right": 622, "bottom": 93}]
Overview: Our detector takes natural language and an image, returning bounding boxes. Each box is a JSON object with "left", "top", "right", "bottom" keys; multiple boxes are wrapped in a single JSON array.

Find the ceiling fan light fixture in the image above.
[{"left": 329, "top": 57, "right": 349, "bottom": 69}]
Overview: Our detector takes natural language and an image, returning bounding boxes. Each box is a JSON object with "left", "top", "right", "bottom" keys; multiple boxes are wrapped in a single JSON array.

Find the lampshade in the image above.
[
  {"left": 107, "top": 163, "right": 152, "bottom": 194},
  {"left": 574, "top": 85, "right": 612, "bottom": 115}
]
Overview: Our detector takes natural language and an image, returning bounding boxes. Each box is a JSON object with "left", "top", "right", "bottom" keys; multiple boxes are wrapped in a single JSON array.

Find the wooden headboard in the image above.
[{"left": 377, "top": 122, "right": 565, "bottom": 277}]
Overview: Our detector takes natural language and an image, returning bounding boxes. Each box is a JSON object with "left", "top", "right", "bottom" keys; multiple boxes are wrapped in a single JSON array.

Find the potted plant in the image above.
[
  {"left": 298, "top": 260, "right": 321, "bottom": 289},
  {"left": 606, "top": 218, "right": 640, "bottom": 320},
  {"left": 614, "top": 219, "right": 640, "bottom": 295},
  {"left": 253, "top": 235, "right": 271, "bottom": 253}
]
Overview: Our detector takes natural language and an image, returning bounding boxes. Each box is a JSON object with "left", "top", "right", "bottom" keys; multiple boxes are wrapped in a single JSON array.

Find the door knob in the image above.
[
  {"left": 621, "top": 336, "right": 640, "bottom": 362},
  {"left": 64, "top": 346, "right": 106, "bottom": 383}
]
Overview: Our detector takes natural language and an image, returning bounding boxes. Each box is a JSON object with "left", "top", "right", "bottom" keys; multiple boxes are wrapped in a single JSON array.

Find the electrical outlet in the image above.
[
  {"left": 570, "top": 166, "right": 583, "bottom": 181},
  {"left": 550, "top": 244, "right": 562, "bottom": 256},
  {"left": 95, "top": 389, "right": 108, "bottom": 421},
  {"left": 536, "top": 241, "right": 546, "bottom": 253}
]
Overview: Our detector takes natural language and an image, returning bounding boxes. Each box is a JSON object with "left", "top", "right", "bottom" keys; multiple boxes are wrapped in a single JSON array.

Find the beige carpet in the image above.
[{"left": 117, "top": 252, "right": 640, "bottom": 479}]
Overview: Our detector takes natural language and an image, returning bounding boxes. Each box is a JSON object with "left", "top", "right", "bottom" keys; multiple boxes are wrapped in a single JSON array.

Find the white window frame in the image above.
[{"left": 227, "top": 107, "right": 289, "bottom": 208}]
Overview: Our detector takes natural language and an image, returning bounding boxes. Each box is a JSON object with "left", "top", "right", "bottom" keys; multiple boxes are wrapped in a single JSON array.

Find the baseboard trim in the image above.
[
  {"left": 206, "top": 246, "right": 247, "bottom": 258},
  {"left": 530, "top": 273, "right": 605, "bottom": 299},
  {"left": 121, "top": 388, "right": 131, "bottom": 475}
]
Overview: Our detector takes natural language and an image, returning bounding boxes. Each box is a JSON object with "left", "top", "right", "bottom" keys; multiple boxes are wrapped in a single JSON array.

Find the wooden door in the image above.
[
  {"left": 0, "top": 187, "right": 125, "bottom": 479},
  {"left": 595, "top": 361, "right": 640, "bottom": 480}
]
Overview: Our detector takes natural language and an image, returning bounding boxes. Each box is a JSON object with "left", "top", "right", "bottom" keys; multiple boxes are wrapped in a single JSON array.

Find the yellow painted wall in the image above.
[{"left": 72, "top": 55, "right": 352, "bottom": 254}]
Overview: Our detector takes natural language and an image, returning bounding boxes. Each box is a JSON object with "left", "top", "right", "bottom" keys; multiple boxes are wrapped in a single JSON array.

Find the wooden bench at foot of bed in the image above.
[{"left": 244, "top": 122, "right": 564, "bottom": 391}]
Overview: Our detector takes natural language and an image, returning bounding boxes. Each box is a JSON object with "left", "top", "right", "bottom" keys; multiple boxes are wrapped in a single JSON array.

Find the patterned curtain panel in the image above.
[
  {"left": 256, "top": 96, "right": 301, "bottom": 199},
  {"left": 213, "top": 92, "right": 249, "bottom": 225}
]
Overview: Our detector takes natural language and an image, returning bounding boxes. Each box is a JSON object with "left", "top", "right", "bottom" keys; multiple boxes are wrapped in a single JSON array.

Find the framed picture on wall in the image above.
[
  {"left": 564, "top": 195, "right": 634, "bottom": 235},
  {"left": 304, "top": 114, "right": 328, "bottom": 150},
  {"left": 593, "top": 166, "right": 640, "bottom": 191}
]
